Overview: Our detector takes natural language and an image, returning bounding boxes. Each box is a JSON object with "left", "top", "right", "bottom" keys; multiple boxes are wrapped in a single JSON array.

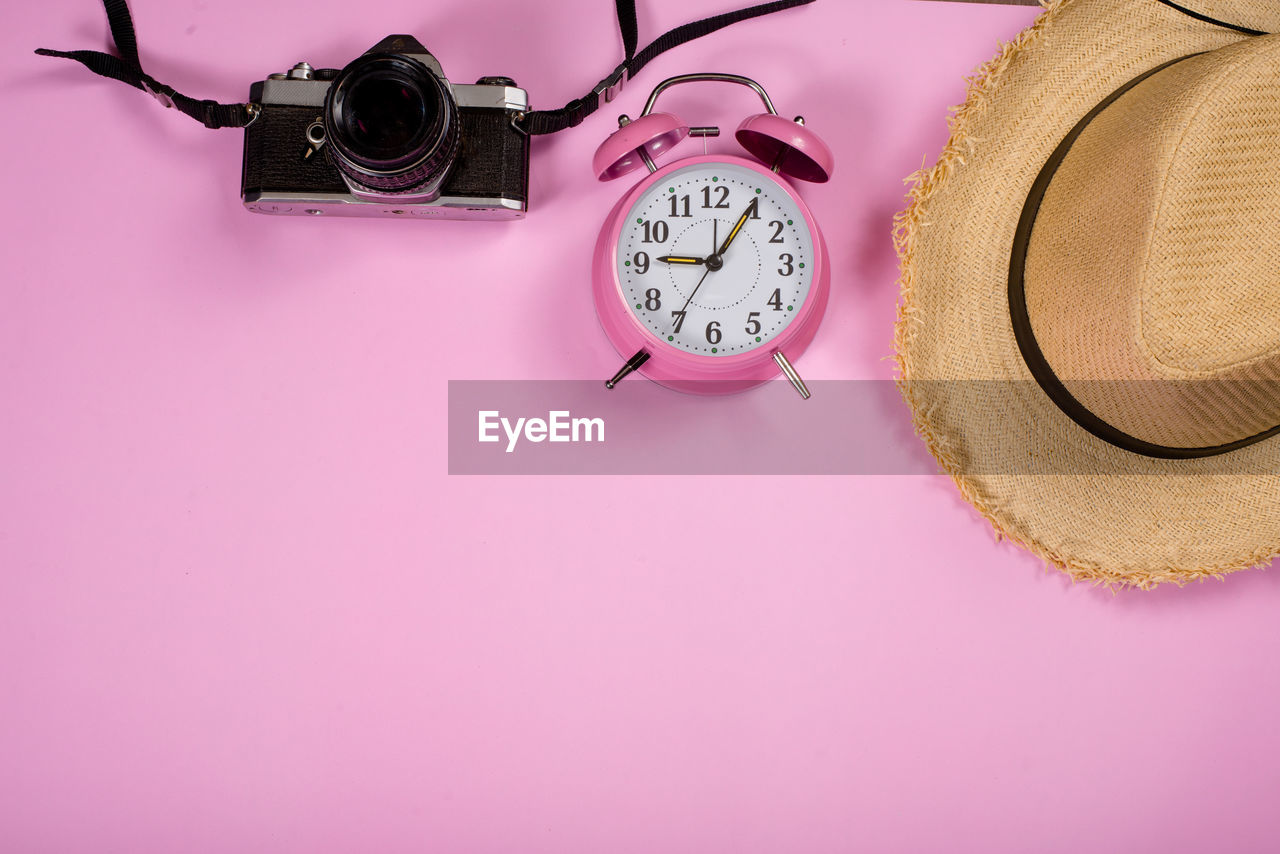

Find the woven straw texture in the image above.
[
  {"left": 1025, "top": 37, "right": 1280, "bottom": 448},
  {"left": 894, "top": 0, "right": 1280, "bottom": 588}
]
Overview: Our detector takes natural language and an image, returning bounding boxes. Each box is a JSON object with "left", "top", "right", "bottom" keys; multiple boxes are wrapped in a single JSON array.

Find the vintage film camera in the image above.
[{"left": 241, "top": 36, "right": 530, "bottom": 220}]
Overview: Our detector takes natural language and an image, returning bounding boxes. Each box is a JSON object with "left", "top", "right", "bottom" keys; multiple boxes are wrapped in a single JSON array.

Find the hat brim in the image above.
[{"left": 895, "top": 0, "right": 1280, "bottom": 587}]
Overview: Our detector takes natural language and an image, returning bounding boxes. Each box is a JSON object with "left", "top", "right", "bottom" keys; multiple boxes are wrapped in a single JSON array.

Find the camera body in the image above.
[{"left": 241, "top": 36, "right": 530, "bottom": 220}]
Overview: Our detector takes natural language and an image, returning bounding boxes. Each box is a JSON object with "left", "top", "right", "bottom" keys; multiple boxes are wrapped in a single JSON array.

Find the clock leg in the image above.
[
  {"left": 605, "top": 350, "right": 651, "bottom": 389},
  {"left": 773, "top": 351, "right": 811, "bottom": 400}
]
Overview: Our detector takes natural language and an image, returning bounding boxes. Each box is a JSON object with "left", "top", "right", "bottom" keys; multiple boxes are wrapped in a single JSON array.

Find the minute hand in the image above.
[{"left": 716, "top": 197, "right": 759, "bottom": 258}]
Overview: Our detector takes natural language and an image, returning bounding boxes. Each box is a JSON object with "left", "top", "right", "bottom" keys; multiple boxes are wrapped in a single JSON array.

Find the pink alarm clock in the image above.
[{"left": 591, "top": 73, "right": 833, "bottom": 397}]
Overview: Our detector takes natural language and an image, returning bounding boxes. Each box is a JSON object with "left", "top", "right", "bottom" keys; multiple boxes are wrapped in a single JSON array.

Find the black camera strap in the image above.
[
  {"left": 35, "top": 0, "right": 817, "bottom": 133},
  {"left": 520, "top": 0, "right": 817, "bottom": 134},
  {"left": 36, "top": 0, "right": 257, "bottom": 129}
]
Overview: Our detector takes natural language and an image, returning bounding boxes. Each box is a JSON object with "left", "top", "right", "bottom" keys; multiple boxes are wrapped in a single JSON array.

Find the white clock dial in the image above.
[{"left": 616, "top": 161, "right": 815, "bottom": 356}]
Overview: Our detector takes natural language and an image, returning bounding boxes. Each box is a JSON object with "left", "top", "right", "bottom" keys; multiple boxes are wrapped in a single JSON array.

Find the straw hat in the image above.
[{"left": 895, "top": 0, "right": 1280, "bottom": 588}]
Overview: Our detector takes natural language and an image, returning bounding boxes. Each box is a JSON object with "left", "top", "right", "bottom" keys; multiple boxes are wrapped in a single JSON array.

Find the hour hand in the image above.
[{"left": 657, "top": 255, "right": 706, "bottom": 265}]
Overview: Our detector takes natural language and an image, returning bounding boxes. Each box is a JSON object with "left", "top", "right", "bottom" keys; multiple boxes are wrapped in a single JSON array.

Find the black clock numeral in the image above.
[
  {"left": 633, "top": 251, "right": 649, "bottom": 274},
  {"left": 767, "top": 288, "right": 783, "bottom": 311},
  {"left": 778, "top": 253, "right": 795, "bottom": 276},
  {"left": 644, "top": 288, "right": 662, "bottom": 311},
  {"left": 671, "top": 310, "right": 687, "bottom": 333},
  {"left": 748, "top": 201, "right": 761, "bottom": 219},
  {"left": 701, "top": 185, "right": 730, "bottom": 209},
  {"left": 745, "top": 312, "right": 761, "bottom": 336},
  {"left": 768, "top": 220, "right": 785, "bottom": 243},
  {"left": 669, "top": 194, "right": 692, "bottom": 218},
  {"left": 641, "top": 220, "right": 669, "bottom": 243},
  {"left": 705, "top": 321, "right": 722, "bottom": 345}
]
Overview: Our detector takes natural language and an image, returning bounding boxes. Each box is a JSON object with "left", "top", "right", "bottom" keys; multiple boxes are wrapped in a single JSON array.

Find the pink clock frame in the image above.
[{"left": 592, "top": 153, "right": 831, "bottom": 395}]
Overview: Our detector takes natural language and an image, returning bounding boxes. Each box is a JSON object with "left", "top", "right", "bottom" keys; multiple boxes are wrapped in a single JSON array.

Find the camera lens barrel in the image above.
[{"left": 324, "top": 53, "right": 459, "bottom": 196}]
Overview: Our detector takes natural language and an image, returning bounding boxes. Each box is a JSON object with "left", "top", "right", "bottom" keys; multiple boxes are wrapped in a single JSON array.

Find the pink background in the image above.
[{"left": 6, "top": 1, "right": 1280, "bottom": 850}]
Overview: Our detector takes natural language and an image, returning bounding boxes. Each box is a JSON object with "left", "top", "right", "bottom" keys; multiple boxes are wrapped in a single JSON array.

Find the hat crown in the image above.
[
  {"left": 1023, "top": 35, "right": 1280, "bottom": 451},
  {"left": 1141, "top": 36, "right": 1280, "bottom": 373}
]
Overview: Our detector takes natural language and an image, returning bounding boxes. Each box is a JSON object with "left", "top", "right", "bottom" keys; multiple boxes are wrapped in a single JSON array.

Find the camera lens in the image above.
[
  {"left": 324, "top": 53, "right": 459, "bottom": 196},
  {"left": 346, "top": 77, "right": 426, "bottom": 154}
]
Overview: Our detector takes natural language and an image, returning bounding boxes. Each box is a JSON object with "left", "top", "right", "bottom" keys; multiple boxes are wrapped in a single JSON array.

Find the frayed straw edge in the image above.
[{"left": 890, "top": 0, "right": 1275, "bottom": 591}]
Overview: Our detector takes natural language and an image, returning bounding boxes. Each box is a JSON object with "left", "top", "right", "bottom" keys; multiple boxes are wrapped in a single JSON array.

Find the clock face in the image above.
[{"left": 615, "top": 161, "right": 815, "bottom": 357}]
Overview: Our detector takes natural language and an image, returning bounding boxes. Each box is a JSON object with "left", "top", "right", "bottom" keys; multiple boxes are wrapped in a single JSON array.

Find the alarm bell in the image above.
[{"left": 592, "top": 73, "right": 834, "bottom": 184}]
